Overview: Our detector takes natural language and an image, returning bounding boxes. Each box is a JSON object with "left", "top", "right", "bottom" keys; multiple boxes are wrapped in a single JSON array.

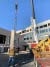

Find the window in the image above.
[
  {"left": 49, "top": 28, "right": 50, "bottom": 31},
  {"left": 43, "top": 24, "right": 47, "bottom": 27},
  {"left": 22, "top": 31, "right": 24, "bottom": 33},
  {"left": 27, "top": 37, "right": 29, "bottom": 40},
  {"left": 19, "top": 32, "right": 21, "bottom": 34},
  {"left": 40, "top": 26, "right": 43, "bottom": 28},
  {"left": 36, "top": 27, "right": 38, "bottom": 29},
  {"left": 40, "top": 24, "right": 47, "bottom": 28},
  {"left": 0, "top": 35, "right": 6, "bottom": 44},
  {"left": 22, "top": 30, "right": 26, "bottom": 33},
  {"left": 40, "top": 30, "right": 45, "bottom": 33},
  {"left": 30, "top": 37, "right": 32, "bottom": 39},
  {"left": 48, "top": 23, "right": 50, "bottom": 26},
  {"left": 26, "top": 30, "right": 29, "bottom": 32},
  {"left": 40, "top": 29, "right": 48, "bottom": 33},
  {"left": 24, "top": 37, "right": 29, "bottom": 40},
  {"left": 24, "top": 38, "right": 26, "bottom": 40},
  {"left": 35, "top": 28, "right": 39, "bottom": 33},
  {"left": 30, "top": 29, "right": 32, "bottom": 31},
  {"left": 45, "top": 29, "right": 48, "bottom": 32}
]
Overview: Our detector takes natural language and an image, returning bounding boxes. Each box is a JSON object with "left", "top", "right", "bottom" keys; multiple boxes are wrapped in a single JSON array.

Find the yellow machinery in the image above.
[
  {"left": 31, "top": 37, "right": 50, "bottom": 58},
  {"left": 31, "top": 37, "right": 50, "bottom": 67}
]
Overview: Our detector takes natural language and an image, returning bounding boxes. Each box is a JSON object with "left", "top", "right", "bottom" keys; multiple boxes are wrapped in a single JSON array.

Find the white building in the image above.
[
  {"left": 36, "top": 20, "right": 50, "bottom": 40},
  {"left": 16, "top": 19, "right": 50, "bottom": 50},
  {"left": 16, "top": 26, "right": 32, "bottom": 50},
  {"left": 0, "top": 19, "right": 50, "bottom": 52}
]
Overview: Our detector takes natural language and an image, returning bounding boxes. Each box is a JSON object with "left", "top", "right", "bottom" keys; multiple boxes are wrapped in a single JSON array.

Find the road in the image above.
[
  {"left": 0, "top": 53, "right": 8, "bottom": 67},
  {"left": 0, "top": 51, "right": 35, "bottom": 67}
]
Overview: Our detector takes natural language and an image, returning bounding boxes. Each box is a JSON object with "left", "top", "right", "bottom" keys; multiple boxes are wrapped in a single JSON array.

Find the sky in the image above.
[{"left": 0, "top": 0, "right": 50, "bottom": 31}]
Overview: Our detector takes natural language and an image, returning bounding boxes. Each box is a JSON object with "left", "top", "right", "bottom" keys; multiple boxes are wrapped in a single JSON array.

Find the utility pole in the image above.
[
  {"left": 8, "top": 3, "right": 18, "bottom": 67},
  {"left": 31, "top": 1, "right": 38, "bottom": 66},
  {"left": 31, "top": 0, "right": 38, "bottom": 44}
]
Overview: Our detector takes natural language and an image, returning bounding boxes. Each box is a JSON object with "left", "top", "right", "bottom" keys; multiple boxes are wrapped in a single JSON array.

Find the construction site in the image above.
[{"left": 0, "top": 0, "right": 50, "bottom": 67}]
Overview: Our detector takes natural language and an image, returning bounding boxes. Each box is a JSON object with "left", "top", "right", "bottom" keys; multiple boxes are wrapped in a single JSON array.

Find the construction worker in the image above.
[{"left": 8, "top": 48, "right": 15, "bottom": 67}]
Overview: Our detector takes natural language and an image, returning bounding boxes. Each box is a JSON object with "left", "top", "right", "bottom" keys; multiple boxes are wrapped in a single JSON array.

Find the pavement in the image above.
[
  {"left": 0, "top": 51, "right": 35, "bottom": 67},
  {"left": 2, "top": 50, "right": 30, "bottom": 55}
]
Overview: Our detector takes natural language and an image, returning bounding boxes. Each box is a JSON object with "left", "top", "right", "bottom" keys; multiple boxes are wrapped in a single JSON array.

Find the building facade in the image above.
[
  {"left": 0, "top": 19, "right": 50, "bottom": 52},
  {"left": 16, "top": 19, "right": 50, "bottom": 50},
  {"left": 0, "top": 28, "right": 11, "bottom": 52}
]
